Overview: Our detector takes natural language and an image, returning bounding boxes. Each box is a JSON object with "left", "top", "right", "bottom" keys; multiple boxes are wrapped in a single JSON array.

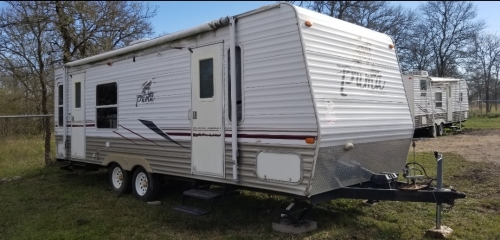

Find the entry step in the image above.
[
  {"left": 183, "top": 189, "right": 223, "bottom": 200},
  {"left": 173, "top": 205, "right": 209, "bottom": 216}
]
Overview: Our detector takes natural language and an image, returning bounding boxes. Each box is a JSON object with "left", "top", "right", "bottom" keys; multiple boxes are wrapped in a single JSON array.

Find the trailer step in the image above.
[
  {"left": 183, "top": 189, "right": 223, "bottom": 200},
  {"left": 173, "top": 205, "right": 210, "bottom": 216},
  {"left": 59, "top": 164, "right": 74, "bottom": 172},
  {"left": 173, "top": 188, "right": 224, "bottom": 216}
]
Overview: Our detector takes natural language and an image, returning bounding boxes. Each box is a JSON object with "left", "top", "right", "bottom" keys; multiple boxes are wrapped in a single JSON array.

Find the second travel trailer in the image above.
[{"left": 403, "top": 71, "right": 469, "bottom": 137}]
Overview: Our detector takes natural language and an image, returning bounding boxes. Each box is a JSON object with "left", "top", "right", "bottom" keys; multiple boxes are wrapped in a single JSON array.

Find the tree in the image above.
[
  {"left": 419, "top": 1, "right": 484, "bottom": 77},
  {"left": 0, "top": 2, "right": 55, "bottom": 164},
  {"left": 0, "top": 1, "right": 157, "bottom": 164},
  {"left": 53, "top": 1, "right": 157, "bottom": 63},
  {"left": 469, "top": 33, "right": 500, "bottom": 112}
]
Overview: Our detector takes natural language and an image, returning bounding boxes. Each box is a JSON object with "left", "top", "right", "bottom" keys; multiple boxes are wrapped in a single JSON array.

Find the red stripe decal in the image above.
[{"left": 164, "top": 132, "right": 315, "bottom": 140}]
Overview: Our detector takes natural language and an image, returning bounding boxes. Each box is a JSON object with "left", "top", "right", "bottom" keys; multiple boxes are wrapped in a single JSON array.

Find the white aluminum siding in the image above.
[{"left": 295, "top": 6, "right": 413, "bottom": 147}]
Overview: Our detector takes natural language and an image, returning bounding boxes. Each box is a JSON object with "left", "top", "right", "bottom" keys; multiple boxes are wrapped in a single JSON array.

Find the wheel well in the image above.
[{"left": 101, "top": 154, "right": 153, "bottom": 173}]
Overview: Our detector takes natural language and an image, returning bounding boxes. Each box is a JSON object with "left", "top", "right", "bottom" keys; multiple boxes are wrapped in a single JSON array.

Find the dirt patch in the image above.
[{"left": 411, "top": 129, "right": 500, "bottom": 163}]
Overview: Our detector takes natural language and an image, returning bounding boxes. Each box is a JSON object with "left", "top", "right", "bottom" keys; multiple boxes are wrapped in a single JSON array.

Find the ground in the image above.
[
  {"left": 1, "top": 117, "right": 500, "bottom": 239},
  {"left": 413, "top": 129, "right": 500, "bottom": 163}
]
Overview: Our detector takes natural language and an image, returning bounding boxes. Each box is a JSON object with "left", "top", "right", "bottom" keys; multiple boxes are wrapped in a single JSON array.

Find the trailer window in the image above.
[
  {"left": 435, "top": 92, "right": 442, "bottom": 108},
  {"left": 58, "top": 84, "right": 63, "bottom": 127},
  {"left": 228, "top": 46, "right": 242, "bottom": 123},
  {"left": 420, "top": 80, "right": 427, "bottom": 91},
  {"left": 96, "top": 82, "right": 118, "bottom": 129},
  {"left": 199, "top": 58, "right": 214, "bottom": 99},
  {"left": 75, "top": 82, "right": 81, "bottom": 108},
  {"left": 459, "top": 92, "right": 463, "bottom": 102}
]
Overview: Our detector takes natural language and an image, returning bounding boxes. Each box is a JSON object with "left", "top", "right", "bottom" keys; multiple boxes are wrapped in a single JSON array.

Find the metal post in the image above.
[
  {"left": 229, "top": 17, "right": 238, "bottom": 182},
  {"left": 435, "top": 151, "right": 443, "bottom": 229}
]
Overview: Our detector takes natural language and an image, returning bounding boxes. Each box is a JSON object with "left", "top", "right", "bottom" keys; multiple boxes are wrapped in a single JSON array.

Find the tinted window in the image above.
[
  {"left": 75, "top": 82, "right": 81, "bottom": 108},
  {"left": 420, "top": 80, "right": 427, "bottom": 91},
  {"left": 228, "top": 47, "right": 243, "bottom": 122},
  {"left": 199, "top": 58, "right": 214, "bottom": 99},
  {"left": 97, "top": 107, "right": 118, "bottom": 128},
  {"left": 58, "top": 107, "right": 63, "bottom": 127},
  {"left": 96, "top": 82, "right": 117, "bottom": 106},
  {"left": 58, "top": 85, "right": 63, "bottom": 105},
  {"left": 96, "top": 82, "right": 118, "bottom": 129}
]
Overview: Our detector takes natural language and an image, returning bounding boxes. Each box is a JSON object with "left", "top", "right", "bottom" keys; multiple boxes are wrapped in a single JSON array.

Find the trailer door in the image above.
[
  {"left": 190, "top": 43, "right": 225, "bottom": 177},
  {"left": 71, "top": 73, "right": 86, "bottom": 159}
]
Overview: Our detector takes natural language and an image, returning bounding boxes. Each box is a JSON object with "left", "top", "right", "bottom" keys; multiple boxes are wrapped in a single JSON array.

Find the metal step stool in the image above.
[{"left": 173, "top": 189, "right": 223, "bottom": 216}]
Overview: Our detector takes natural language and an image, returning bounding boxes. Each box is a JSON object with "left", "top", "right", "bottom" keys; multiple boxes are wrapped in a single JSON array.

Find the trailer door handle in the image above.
[{"left": 193, "top": 111, "right": 197, "bottom": 119}]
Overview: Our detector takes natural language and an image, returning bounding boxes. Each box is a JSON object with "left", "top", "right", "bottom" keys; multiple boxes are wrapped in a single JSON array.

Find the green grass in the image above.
[
  {"left": 463, "top": 116, "right": 500, "bottom": 129},
  {"left": 0, "top": 136, "right": 55, "bottom": 179},
  {"left": 1, "top": 140, "right": 500, "bottom": 239}
]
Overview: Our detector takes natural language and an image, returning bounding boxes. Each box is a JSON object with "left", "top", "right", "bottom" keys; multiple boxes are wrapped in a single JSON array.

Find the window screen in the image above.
[
  {"left": 435, "top": 92, "right": 442, "bottom": 108},
  {"left": 96, "top": 82, "right": 118, "bottom": 128},
  {"left": 199, "top": 58, "right": 214, "bottom": 99},
  {"left": 75, "top": 82, "right": 81, "bottom": 108},
  {"left": 228, "top": 46, "right": 242, "bottom": 122}
]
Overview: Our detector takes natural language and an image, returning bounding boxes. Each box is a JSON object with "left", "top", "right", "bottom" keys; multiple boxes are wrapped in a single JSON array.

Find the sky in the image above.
[{"left": 147, "top": 1, "right": 500, "bottom": 36}]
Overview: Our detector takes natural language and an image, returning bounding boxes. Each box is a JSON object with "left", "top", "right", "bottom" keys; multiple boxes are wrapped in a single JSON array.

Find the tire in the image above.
[
  {"left": 132, "top": 166, "right": 162, "bottom": 201},
  {"left": 428, "top": 124, "right": 437, "bottom": 138},
  {"left": 109, "top": 163, "right": 131, "bottom": 194},
  {"left": 437, "top": 123, "right": 444, "bottom": 136}
]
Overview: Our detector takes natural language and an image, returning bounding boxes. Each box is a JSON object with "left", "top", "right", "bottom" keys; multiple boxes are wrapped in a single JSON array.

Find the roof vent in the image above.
[{"left": 129, "top": 38, "right": 150, "bottom": 46}]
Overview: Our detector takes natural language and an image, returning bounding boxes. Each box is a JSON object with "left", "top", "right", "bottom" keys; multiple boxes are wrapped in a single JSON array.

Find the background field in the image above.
[{"left": 1, "top": 116, "right": 500, "bottom": 239}]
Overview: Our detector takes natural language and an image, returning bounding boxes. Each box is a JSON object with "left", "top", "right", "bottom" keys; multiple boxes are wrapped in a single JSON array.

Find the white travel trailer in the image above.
[
  {"left": 54, "top": 2, "right": 465, "bottom": 227},
  {"left": 402, "top": 71, "right": 469, "bottom": 137}
]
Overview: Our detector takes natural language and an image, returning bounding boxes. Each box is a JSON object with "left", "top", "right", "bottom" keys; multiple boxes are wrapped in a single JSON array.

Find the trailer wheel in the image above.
[
  {"left": 428, "top": 124, "right": 437, "bottom": 138},
  {"left": 109, "top": 163, "right": 131, "bottom": 194},
  {"left": 437, "top": 123, "right": 444, "bottom": 136},
  {"left": 132, "top": 167, "right": 162, "bottom": 201}
]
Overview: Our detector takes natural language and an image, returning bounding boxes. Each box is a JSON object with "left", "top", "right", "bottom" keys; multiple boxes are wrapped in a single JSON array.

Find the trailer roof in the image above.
[{"left": 430, "top": 77, "right": 463, "bottom": 82}]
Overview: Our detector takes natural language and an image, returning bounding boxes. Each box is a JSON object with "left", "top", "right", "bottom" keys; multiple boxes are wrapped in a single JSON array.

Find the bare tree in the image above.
[
  {"left": 0, "top": 1, "right": 157, "bottom": 164},
  {"left": 419, "top": 1, "right": 484, "bottom": 77},
  {"left": 0, "top": 1, "right": 54, "bottom": 164},
  {"left": 469, "top": 33, "right": 500, "bottom": 112},
  {"left": 53, "top": 1, "right": 157, "bottom": 63}
]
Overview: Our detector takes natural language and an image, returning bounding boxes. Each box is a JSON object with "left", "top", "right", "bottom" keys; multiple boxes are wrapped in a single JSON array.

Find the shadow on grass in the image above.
[{"left": 46, "top": 169, "right": 404, "bottom": 239}]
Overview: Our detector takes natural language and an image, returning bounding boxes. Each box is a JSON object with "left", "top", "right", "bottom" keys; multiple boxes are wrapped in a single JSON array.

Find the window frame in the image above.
[
  {"left": 227, "top": 44, "right": 245, "bottom": 125},
  {"left": 95, "top": 82, "right": 118, "bottom": 130}
]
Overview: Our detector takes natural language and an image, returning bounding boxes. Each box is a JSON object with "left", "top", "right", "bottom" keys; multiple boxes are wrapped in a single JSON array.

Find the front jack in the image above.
[{"left": 425, "top": 152, "right": 454, "bottom": 238}]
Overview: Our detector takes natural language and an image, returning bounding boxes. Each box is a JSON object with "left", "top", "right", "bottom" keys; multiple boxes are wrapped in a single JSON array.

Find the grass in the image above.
[
  {"left": 463, "top": 116, "right": 500, "bottom": 129},
  {"left": 0, "top": 136, "right": 55, "bottom": 179},
  {"left": 1, "top": 139, "right": 500, "bottom": 239}
]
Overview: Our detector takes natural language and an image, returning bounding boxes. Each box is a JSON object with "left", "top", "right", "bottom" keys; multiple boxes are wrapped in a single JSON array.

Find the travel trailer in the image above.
[
  {"left": 403, "top": 71, "right": 469, "bottom": 137},
  {"left": 54, "top": 2, "right": 465, "bottom": 231}
]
